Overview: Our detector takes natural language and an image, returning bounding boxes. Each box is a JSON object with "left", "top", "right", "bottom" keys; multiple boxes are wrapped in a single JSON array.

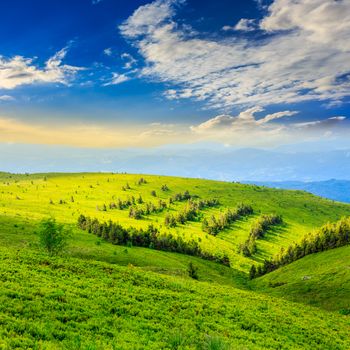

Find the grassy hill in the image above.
[
  {"left": 1, "top": 246, "right": 350, "bottom": 350},
  {"left": 1, "top": 172, "right": 349, "bottom": 270},
  {"left": 250, "top": 245, "right": 350, "bottom": 312},
  {"left": 1, "top": 172, "right": 350, "bottom": 349}
]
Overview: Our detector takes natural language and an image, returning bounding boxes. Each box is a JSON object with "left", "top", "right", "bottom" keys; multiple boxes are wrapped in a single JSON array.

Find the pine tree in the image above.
[
  {"left": 249, "top": 265, "right": 257, "bottom": 280},
  {"left": 187, "top": 262, "right": 198, "bottom": 280}
]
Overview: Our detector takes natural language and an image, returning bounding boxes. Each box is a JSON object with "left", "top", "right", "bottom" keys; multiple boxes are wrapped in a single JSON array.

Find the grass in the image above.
[
  {"left": 1, "top": 246, "right": 350, "bottom": 350},
  {"left": 1, "top": 172, "right": 350, "bottom": 349},
  {"left": 250, "top": 245, "right": 350, "bottom": 312}
]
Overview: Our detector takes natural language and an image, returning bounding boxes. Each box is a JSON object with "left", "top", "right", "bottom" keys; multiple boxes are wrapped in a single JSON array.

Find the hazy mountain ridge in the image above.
[
  {"left": 244, "top": 179, "right": 350, "bottom": 203},
  {"left": 1, "top": 144, "right": 350, "bottom": 182}
]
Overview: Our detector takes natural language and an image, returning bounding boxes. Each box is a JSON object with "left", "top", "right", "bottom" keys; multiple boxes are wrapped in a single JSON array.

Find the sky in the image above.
[{"left": 0, "top": 0, "right": 350, "bottom": 176}]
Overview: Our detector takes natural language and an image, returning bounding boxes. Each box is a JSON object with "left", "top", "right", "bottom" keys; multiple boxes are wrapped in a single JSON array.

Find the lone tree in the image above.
[
  {"left": 38, "top": 218, "right": 70, "bottom": 255},
  {"left": 249, "top": 265, "right": 257, "bottom": 280},
  {"left": 187, "top": 262, "right": 199, "bottom": 280}
]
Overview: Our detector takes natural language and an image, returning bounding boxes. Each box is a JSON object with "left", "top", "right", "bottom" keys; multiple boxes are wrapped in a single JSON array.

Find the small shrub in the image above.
[
  {"left": 188, "top": 262, "right": 198, "bottom": 280},
  {"left": 168, "top": 331, "right": 187, "bottom": 349},
  {"left": 204, "top": 336, "right": 229, "bottom": 350},
  {"left": 38, "top": 218, "right": 70, "bottom": 255}
]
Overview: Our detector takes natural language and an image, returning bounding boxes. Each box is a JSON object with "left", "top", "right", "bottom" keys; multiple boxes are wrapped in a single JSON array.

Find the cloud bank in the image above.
[
  {"left": 120, "top": 0, "right": 350, "bottom": 110},
  {"left": 0, "top": 108, "right": 346, "bottom": 148}
]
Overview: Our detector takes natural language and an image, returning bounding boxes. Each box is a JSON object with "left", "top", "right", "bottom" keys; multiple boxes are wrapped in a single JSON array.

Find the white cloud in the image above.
[
  {"left": 0, "top": 95, "right": 14, "bottom": 101},
  {"left": 190, "top": 107, "right": 347, "bottom": 147},
  {"left": 120, "top": 0, "right": 180, "bottom": 38},
  {"left": 0, "top": 48, "right": 81, "bottom": 89},
  {"left": 223, "top": 19, "right": 257, "bottom": 32},
  {"left": 104, "top": 48, "right": 112, "bottom": 56},
  {"left": 294, "top": 116, "right": 346, "bottom": 129},
  {"left": 120, "top": 0, "right": 350, "bottom": 110},
  {"left": 191, "top": 107, "right": 297, "bottom": 133},
  {"left": 260, "top": 0, "right": 350, "bottom": 50},
  {"left": 121, "top": 53, "right": 137, "bottom": 69},
  {"left": 103, "top": 72, "right": 130, "bottom": 86},
  {"left": 190, "top": 107, "right": 299, "bottom": 146}
]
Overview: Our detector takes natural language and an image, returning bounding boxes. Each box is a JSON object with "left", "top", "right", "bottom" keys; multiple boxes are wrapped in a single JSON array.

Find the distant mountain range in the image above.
[
  {"left": 244, "top": 179, "right": 350, "bottom": 203},
  {"left": 2, "top": 143, "right": 350, "bottom": 184}
]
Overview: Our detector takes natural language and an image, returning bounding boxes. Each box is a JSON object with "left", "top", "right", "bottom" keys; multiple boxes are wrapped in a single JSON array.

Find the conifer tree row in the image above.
[
  {"left": 201, "top": 203, "right": 254, "bottom": 236},
  {"left": 240, "top": 214, "right": 283, "bottom": 257},
  {"left": 77, "top": 214, "right": 230, "bottom": 266},
  {"left": 250, "top": 216, "right": 350, "bottom": 279},
  {"left": 171, "top": 190, "right": 196, "bottom": 202},
  {"left": 129, "top": 199, "right": 168, "bottom": 219},
  {"left": 107, "top": 195, "right": 142, "bottom": 211},
  {"left": 99, "top": 190, "right": 196, "bottom": 215},
  {"left": 164, "top": 198, "right": 220, "bottom": 227}
]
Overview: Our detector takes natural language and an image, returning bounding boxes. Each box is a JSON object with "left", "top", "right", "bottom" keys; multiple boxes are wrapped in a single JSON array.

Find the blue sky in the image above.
[{"left": 0, "top": 0, "right": 349, "bottom": 162}]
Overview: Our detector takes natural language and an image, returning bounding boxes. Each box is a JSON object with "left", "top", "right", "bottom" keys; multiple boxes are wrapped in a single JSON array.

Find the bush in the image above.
[
  {"left": 188, "top": 262, "right": 199, "bottom": 280},
  {"left": 204, "top": 336, "right": 229, "bottom": 350},
  {"left": 38, "top": 218, "right": 70, "bottom": 255}
]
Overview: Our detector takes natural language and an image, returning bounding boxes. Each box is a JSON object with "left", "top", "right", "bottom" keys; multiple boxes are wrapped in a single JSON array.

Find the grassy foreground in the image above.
[
  {"left": 0, "top": 172, "right": 350, "bottom": 349},
  {"left": 1, "top": 246, "right": 350, "bottom": 350}
]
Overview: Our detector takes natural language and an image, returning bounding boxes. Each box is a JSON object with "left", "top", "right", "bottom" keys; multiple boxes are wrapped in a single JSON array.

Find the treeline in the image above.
[
  {"left": 201, "top": 204, "right": 254, "bottom": 236},
  {"left": 164, "top": 199, "right": 220, "bottom": 227},
  {"left": 250, "top": 217, "right": 350, "bottom": 279},
  {"left": 240, "top": 214, "right": 283, "bottom": 257},
  {"left": 129, "top": 200, "right": 168, "bottom": 219},
  {"left": 77, "top": 215, "right": 230, "bottom": 266},
  {"left": 170, "top": 190, "right": 197, "bottom": 203},
  {"left": 107, "top": 195, "right": 144, "bottom": 211},
  {"left": 96, "top": 195, "right": 142, "bottom": 211},
  {"left": 99, "top": 190, "right": 195, "bottom": 214}
]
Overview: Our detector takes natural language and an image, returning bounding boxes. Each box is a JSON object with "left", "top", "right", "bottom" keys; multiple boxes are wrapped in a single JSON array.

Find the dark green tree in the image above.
[
  {"left": 249, "top": 265, "right": 257, "bottom": 280},
  {"left": 38, "top": 218, "right": 70, "bottom": 255},
  {"left": 187, "top": 262, "right": 199, "bottom": 280}
]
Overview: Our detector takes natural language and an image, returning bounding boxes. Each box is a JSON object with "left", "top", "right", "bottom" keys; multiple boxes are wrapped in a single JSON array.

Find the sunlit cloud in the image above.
[
  {"left": 190, "top": 107, "right": 347, "bottom": 147},
  {"left": 0, "top": 47, "right": 82, "bottom": 89},
  {"left": 0, "top": 107, "right": 345, "bottom": 149},
  {"left": 0, "top": 116, "right": 187, "bottom": 148},
  {"left": 190, "top": 107, "right": 299, "bottom": 146},
  {"left": 294, "top": 116, "right": 346, "bottom": 130}
]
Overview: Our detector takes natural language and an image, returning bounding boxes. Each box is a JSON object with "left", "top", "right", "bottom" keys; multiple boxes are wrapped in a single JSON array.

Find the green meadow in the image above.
[{"left": 0, "top": 172, "right": 350, "bottom": 349}]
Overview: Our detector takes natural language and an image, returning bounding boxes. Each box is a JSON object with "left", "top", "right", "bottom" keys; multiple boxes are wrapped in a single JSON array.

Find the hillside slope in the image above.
[
  {"left": 1, "top": 172, "right": 349, "bottom": 273},
  {"left": 1, "top": 245, "right": 349, "bottom": 350},
  {"left": 250, "top": 245, "right": 350, "bottom": 312}
]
